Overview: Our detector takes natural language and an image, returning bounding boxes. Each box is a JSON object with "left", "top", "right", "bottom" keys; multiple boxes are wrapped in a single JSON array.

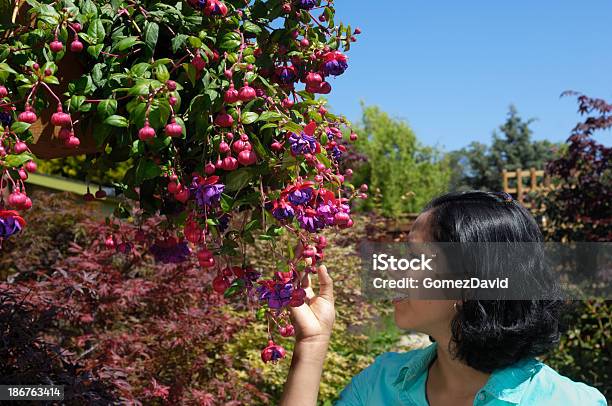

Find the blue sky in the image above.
[{"left": 326, "top": 0, "right": 612, "bottom": 151}]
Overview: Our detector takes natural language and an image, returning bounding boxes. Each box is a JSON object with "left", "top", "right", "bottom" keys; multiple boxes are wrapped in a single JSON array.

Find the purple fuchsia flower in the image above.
[
  {"left": 217, "top": 213, "right": 230, "bottom": 232},
  {"left": 297, "top": 208, "right": 326, "bottom": 232},
  {"left": 295, "top": 0, "right": 317, "bottom": 10},
  {"left": 0, "top": 214, "right": 22, "bottom": 239},
  {"left": 274, "top": 65, "right": 297, "bottom": 85},
  {"left": 257, "top": 281, "right": 293, "bottom": 309},
  {"left": 0, "top": 103, "right": 15, "bottom": 127},
  {"left": 288, "top": 121, "right": 320, "bottom": 156},
  {"left": 272, "top": 200, "right": 295, "bottom": 221},
  {"left": 191, "top": 175, "right": 225, "bottom": 208},
  {"left": 288, "top": 187, "right": 313, "bottom": 206},
  {"left": 322, "top": 51, "right": 348, "bottom": 76},
  {"left": 316, "top": 201, "right": 338, "bottom": 225},
  {"left": 330, "top": 146, "right": 343, "bottom": 160},
  {"left": 288, "top": 132, "right": 318, "bottom": 155},
  {"left": 149, "top": 238, "right": 191, "bottom": 264},
  {"left": 0, "top": 111, "right": 11, "bottom": 127}
]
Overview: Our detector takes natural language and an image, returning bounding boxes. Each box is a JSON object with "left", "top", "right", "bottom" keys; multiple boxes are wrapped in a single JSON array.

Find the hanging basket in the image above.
[{"left": 9, "top": 0, "right": 99, "bottom": 159}]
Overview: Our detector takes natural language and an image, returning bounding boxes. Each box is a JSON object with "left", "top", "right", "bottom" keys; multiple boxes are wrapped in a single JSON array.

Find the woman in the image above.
[{"left": 280, "top": 191, "right": 607, "bottom": 406}]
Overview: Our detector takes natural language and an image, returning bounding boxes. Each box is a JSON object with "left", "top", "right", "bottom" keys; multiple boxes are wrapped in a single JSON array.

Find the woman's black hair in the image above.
[{"left": 424, "top": 190, "right": 563, "bottom": 373}]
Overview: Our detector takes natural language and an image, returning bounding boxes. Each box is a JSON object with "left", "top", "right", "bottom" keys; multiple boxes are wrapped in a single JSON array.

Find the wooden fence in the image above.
[{"left": 502, "top": 168, "right": 551, "bottom": 203}]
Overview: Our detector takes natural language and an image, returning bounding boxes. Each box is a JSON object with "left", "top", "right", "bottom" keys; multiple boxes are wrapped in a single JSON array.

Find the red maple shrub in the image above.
[{"left": 1, "top": 203, "right": 267, "bottom": 404}]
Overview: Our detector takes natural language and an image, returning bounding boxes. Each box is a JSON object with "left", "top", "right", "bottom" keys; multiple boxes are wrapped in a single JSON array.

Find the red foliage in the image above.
[
  {"left": 2, "top": 216, "right": 268, "bottom": 405},
  {"left": 541, "top": 92, "right": 611, "bottom": 242}
]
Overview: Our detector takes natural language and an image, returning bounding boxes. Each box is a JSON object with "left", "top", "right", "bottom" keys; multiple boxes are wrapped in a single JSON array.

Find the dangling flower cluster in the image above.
[
  {"left": 271, "top": 181, "right": 352, "bottom": 233},
  {"left": 325, "top": 127, "right": 347, "bottom": 160}
]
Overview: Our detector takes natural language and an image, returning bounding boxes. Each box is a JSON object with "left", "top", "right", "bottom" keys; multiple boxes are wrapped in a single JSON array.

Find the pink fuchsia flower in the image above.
[
  {"left": 204, "top": 0, "right": 228, "bottom": 16},
  {"left": 322, "top": 51, "right": 348, "bottom": 76},
  {"left": 261, "top": 340, "right": 286, "bottom": 363}
]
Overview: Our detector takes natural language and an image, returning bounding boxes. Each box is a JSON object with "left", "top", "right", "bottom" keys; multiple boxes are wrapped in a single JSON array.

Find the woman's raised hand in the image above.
[{"left": 290, "top": 265, "right": 336, "bottom": 345}]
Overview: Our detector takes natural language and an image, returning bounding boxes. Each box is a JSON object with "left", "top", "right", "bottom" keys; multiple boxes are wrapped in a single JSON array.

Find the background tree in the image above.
[
  {"left": 452, "top": 105, "right": 559, "bottom": 191},
  {"left": 535, "top": 93, "right": 611, "bottom": 242},
  {"left": 350, "top": 105, "right": 450, "bottom": 217},
  {"left": 535, "top": 92, "right": 611, "bottom": 400}
]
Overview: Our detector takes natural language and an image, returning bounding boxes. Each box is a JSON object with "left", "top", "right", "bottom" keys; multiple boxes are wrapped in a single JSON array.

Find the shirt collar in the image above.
[
  {"left": 392, "top": 342, "right": 542, "bottom": 404},
  {"left": 393, "top": 342, "right": 438, "bottom": 389}
]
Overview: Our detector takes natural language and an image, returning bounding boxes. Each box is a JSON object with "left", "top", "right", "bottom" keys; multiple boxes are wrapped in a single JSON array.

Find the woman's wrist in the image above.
[{"left": 293, "top": 338, "right": 331, "bottom": 363}]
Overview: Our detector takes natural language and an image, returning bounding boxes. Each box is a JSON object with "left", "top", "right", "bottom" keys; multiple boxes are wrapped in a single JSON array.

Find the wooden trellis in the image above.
[{"left": 502, "top": 168, "right": 551, "bottom": 203}]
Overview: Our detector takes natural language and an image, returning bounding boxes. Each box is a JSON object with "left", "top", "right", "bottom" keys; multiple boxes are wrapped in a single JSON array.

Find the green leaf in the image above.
[
  {"left": 10, "top": 121, "right": 31, "bottom": 134},
  {"left": 224, "top": 278, "right": 246, "bottom": 298},
  {"left": 43, "top": 75, "right": 60, "bottom": 85},
  {"left": 241, "top": 111, "right": 259, "bottom": 125},
  {"left": 98, "top": 99, "right": 117, "bottom": 117},
  {"left": 69, "top": 95, "right": 86, "bottom": 112},
  {"left": 220, "top": 31, "right": 241, "bottom": 50},
  {"left": 155, "top": 64, "right": 170, "bottom": 82},
  {"left": 171, "top": 34, "right": 188, "bottom": 53},
  {"left": 104, "top": 115, "right": 129, "bottom": 127},
  {"left": 87, "top": 19, "right": 105, "bottom": 43},
  {"left": 220, "top": 194, "right": 234, "bottom": 212},
  {"left": 0, "top": 62, "right": 17, "bottom": 75},
  {"left": 243, "top": 21, "right": 262, "bottom": 35},
  {"left": 115, "top": 36, "right": 142, "bottom": 52},
  {"left": 4, "top": 153, "right": 34, "bottom": 167},
  {"left": 283, "top": 121, "right": 303, "bottom": 133},
  {"left": 143, "top": 22, "right": 159, "bottom": 57},
  {"left": 87, "top": 44, "right": 104, "bottom": 58},
  {"left": 128, "top": 80, "right": 156, "bottom": 96},
  {"left": 258, "top": 111, "right": 284, "bottom": 122},
  {"left": 131, "top": 63, "right": 151, "bottom": 76},
  {"left": 134, "top": 159, "right": 162, "bottom": 184},
  {"left": 225, "top": 167, "right": 258, "bottom": 192}
]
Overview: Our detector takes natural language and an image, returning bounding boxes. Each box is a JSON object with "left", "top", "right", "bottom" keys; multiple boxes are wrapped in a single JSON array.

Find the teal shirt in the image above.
[{"left": 336, "top": 343, "right": 607, "bottom": 406}]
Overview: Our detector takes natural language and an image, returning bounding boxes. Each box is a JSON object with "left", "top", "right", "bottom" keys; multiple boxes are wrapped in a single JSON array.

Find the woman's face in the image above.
[{"left": 393, "top": 210, "right": 456, "bottom": 336}]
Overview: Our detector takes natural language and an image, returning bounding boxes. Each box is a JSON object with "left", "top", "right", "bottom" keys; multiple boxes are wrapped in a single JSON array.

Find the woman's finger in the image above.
[
  {"left": 301, "top": 272, "right": 316, "bottom": 300},
  {"left": 316, "top": 265, "right": 334, "bottom": 303}
]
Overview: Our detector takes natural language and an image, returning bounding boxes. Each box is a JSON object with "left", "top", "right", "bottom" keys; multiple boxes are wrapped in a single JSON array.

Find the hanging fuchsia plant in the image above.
[{"left": 0, "top": 0, "right": 364, "bottom": 358}]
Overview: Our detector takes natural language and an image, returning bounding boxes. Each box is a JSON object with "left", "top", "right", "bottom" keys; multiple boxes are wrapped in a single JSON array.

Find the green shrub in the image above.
[
  {"left": 542, "top": 300, "right": 612, "bottom": 400},
  {"left": 350, "top": 105, "right": 451, "bottom": 217}
]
